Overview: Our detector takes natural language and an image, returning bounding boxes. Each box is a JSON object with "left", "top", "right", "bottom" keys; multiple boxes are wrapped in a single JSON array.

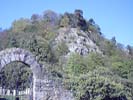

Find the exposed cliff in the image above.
[{"left": 53, "top": 28, "right": 101, "bottom": 57}]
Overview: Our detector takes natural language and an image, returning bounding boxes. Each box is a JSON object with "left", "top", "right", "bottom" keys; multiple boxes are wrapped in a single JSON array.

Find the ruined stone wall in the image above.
[{"left": 0, "top": 48, "right": 74, "bottom": 100}]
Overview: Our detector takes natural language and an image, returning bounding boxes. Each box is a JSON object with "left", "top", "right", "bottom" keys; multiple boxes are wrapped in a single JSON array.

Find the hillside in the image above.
[{"left": 0, "top": 10, "right": 133, "bottom": 100}]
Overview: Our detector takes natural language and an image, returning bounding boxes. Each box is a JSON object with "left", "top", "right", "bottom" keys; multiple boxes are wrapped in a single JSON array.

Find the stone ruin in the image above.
[{"left": 0, "top": 48, "right": 74, "bottom": 100}]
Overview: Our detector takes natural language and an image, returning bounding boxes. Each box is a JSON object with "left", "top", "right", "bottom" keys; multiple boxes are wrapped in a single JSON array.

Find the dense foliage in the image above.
[
  {"left": 0, "top": 62, "right": 32, "bottom": 95},
  {"left": 0, "top": 9, "right": 133, "bottom": 99}
]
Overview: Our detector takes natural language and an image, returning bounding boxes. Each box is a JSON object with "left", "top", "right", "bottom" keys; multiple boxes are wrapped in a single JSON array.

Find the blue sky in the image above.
[{"left": 0, "top": 0, "right": 133, "bottom": 46}]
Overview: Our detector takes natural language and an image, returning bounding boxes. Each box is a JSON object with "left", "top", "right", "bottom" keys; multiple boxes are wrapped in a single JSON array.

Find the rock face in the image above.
[
  {"left": 54, "top": 28, "right": 101, "bottom": 56},
  {"left": 0, "top": 48, "right": 74, "bottom": 100}
]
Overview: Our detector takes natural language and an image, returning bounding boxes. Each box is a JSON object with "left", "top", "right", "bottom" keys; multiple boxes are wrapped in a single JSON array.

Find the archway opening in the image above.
[{"left": 0, "top": 61, "right": 33, "bottom": 100}]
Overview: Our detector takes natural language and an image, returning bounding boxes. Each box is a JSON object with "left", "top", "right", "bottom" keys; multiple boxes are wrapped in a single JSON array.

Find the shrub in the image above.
[{"left": 64, "top": 67, "right": 132, "bottom": 100}]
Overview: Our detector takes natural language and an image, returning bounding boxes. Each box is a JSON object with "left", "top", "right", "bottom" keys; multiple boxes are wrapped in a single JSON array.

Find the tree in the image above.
[
  {"left": 60, "top": 15, "right": 70, "bottom": 27},
  {"left": 66, "top": 53, "right": 88, "bottom": 76},
  {"left": 43, "top": 10, "right": 59, "bottom": 26},
  {"left": 117, "top": 43, "right": 124, "bottom": 50},
  {"left": 0, "top": 62, "right": 32, "bottom": 96},
  {"left": 0, "top": 31, "right": 9, "bottom": 50},
  {"left": 27, "top": 35, "right": 54, "bottom": 63},
  {"left": 64, "top": 67, "right": 132, "bottom": 100},
  {"left": 74, "top": 9, "right": 83, "bottom": 18},
  {"left": 74, "top": 9, "right": 87, "bottom": 30},
  {"left": 12, "top": 18, "right": 31, "bottom": 33},
  {"left": 127, "top": 45, "right": 133, "bottom": 56},
  {"left": 88, "top": 18, "right": 95, "bottom": 25},
  {"left": 31, "top": 14, "right": 40, "bottom": 24},
  {"left": 111, "top": 36, "right": 116, "bottom": 45},
  {"left": 66, "top": 52, "right": 106, "bottom": 77}
]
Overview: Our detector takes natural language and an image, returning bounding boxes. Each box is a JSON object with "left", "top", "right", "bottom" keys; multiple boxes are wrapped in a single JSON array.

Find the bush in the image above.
[
  {"left": 64, "top": 53, "right": 132, "bottom": 100},
  {"left": 65, "top": 53, "right": 107, "bottom": 76},
  {"left": 64, "top": 67, "right": 132, "bottom": 100},
  {"left": 54, "top": 41, "right": 69, "bottom": 60},
  {"left": 65, "top": 53, "right": 89, "bottom": 76}
]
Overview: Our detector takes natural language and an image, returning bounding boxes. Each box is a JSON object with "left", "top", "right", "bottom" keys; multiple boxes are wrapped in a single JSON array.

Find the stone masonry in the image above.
[{"left": 0, "top": 48, "right": 74, "bottom": 100}]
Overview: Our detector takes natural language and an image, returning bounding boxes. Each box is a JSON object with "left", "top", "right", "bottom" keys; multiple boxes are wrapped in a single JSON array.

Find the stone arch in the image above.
[{"left": 0, "top": 48, "right": 42, "bottom": 100}]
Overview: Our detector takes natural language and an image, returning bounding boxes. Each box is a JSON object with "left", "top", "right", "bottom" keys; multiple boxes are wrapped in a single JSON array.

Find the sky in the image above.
[{"left": 0, "top": 0, "right": 133, "bottom": 46}]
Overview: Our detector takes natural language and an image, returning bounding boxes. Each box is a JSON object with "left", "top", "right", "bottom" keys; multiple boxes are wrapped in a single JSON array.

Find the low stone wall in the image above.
[{"left": 0, "top": 87, "right": 30, "bottom": 96}]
